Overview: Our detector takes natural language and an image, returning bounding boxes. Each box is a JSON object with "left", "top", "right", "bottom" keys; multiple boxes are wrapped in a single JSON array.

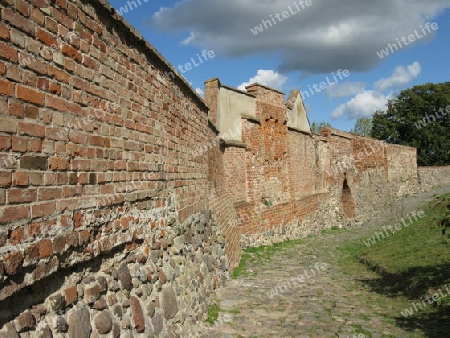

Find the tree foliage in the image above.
[
  {"left": 371, "top": 82, "right": 450, "bottom": 166},
  {"left": 351, "top": 117, "right": 372, "bottom": 137},
  {"left": 310, "top": 121, "right": 331, "bottom": 134}
]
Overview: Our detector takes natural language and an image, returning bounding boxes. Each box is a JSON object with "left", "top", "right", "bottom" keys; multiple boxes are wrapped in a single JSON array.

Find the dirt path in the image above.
[{"left": 193, "top": 186, "right": 450, "bottom": 338}]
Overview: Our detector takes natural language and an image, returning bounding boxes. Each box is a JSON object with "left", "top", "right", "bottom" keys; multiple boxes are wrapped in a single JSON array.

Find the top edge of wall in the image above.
[{"left": 93, "top": 0, "right": 209, "bottom": 111}]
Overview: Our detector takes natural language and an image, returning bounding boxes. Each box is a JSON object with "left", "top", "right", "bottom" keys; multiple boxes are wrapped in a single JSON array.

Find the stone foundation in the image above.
[{"left": 0, "top": 211, "right": 229, "bottom": 337}]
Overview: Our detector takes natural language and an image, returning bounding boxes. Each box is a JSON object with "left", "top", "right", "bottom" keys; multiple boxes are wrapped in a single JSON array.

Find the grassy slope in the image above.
[
  {"left": 338, "top": 193, "right": 450, "bottom": 337},
  {"left": 356, "top": 193, "right": 450, "bottom": 297}
]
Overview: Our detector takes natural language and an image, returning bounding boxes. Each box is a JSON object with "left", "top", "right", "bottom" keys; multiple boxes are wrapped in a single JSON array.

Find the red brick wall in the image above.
[
  {"left": 287, "top": 131, "right": 322, "bottom": 197},
  {"left": 222, "top": 147, "right": 247, "bottom": 203},
  {"left": 352, "top": 136, "right": 388, "bottom": 171},
  {"left": 230, "top": 85, "right": 334, "bottom": 236},
  {"left": 0, "top": 0, "right": 240, "bottom": 312}
]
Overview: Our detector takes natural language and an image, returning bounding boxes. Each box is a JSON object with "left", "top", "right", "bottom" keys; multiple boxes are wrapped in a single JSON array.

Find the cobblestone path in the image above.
[{"left": 195, "top": 187, "right": 450, "bottom": 338}]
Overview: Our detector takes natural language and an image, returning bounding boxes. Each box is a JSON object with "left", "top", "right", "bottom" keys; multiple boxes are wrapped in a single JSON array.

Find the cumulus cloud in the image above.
[
  {"left": 237, "top": 70, "right": 288, "bottom": 91},
  {"left": 331, "top": 91, "right": 392, "bottom": 119},
  {"left": 149, "top": 0, "right": 447, "bottom": 74},
  {"left": 374, "top": 62, "right": 422, "bottom": 92},
  {"left": 326, "top": 82, "right": 366, "bottom": 98},
  {"left": 331, "top": 62, "right": 421, "bottom": 119}
]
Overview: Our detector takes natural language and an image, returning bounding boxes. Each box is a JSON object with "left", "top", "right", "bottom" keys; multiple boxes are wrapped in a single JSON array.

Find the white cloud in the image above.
[
  {"left": 149, "top": 0, "right": 447, "bottom": 74},
  {"left": 237, "top": 70, "right": 288, "bottom": 91},
  {"left": 331, "top": 62, "right": 421, "bottom": 119},
  {"left": 326, "top": 82, "right": 366, "bottom": 98},
  {"left": 331, "top": 91, "right": 391, "bottom": 119},
  {"left": 374, "top": 62, "right": 422, "bottom": 92},
  {"left": 195, "top": 87, "right": 205, "bottom": 97}
]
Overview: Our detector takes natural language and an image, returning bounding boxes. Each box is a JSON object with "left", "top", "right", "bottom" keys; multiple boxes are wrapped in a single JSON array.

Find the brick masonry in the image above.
[{"left": 0, "top": 0, "right": 448, "bottom": 336}]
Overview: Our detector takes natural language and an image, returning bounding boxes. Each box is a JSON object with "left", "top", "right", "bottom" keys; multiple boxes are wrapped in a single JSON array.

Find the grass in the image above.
[
  {"left": 337, "top": 192, "right": 450, "bottom": 337},
  {"left": 321, "top": 225, "right": 344, "bottom": 235},
  {"left": 206, "top": 303, "right": 221, "bottom": 324},
  {"left": 232, "top": 238, "right": 306, "bottom": 279},
  {"left": 351, "top": 323, "right": 372, "bottom": 337},
  {"left": 355, "top": 193, "right": 450, "bottom": 297},
  {"left": 206, "top": 302, "right": 241, "bottom": 325}
]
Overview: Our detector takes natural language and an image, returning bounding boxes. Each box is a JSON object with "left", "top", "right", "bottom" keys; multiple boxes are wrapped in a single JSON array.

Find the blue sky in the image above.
[{"left": 108, "top": 0, "right": 450, "bottom": 131}]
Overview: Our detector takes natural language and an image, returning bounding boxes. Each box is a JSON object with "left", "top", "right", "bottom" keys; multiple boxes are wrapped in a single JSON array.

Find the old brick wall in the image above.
[
  {"left": 201, "top": 79, "right": 422, "bottom": 247},
  {"left": 237, "top": 85, "right": 291, "bottom": 238},
  {"left": 417, "top": 166, "right": 450, "bottom": 190},
  {"left": 287, "top": 130, "right": 326, "bottom": 198},
  {"left": 0, "top": 0, "right": 239, "bottom": 336},
  {"left": 320, "top": 129, "right": 419, "bottom": 220},
  {"left": 325, "top": 129, "right": 386, "bottom": 219},
  {"left": 222, "top": 146, "right": 246, "bottom": 203},
  {"left": 0, "top": 0, "right": 432, "bottom": 335},
  {"left": 218, "top": 86, "right": 346, "bottom": 246}
]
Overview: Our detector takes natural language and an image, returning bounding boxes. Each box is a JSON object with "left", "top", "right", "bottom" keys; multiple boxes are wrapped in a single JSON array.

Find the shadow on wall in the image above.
[{"left": 342, "top": 176, "right": 356, "bottom": 218}]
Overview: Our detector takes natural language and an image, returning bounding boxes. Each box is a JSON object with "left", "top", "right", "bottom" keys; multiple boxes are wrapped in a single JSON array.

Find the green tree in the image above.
[
  {"left": 371, "top": 82, "right": 450, "bottom": 166},
  {"left": 350, "top": 117, "right": 372, "bottom": 137},
  {"left": 310, "top": 121, "right": 331, "bottom": 134}
]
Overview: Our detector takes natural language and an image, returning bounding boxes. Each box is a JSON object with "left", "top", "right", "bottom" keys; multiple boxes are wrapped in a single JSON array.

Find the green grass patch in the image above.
[
  {"left": 321, "top": 225, "right": 345, "bottom": 235},
  {"left": 339, "top": 240, "right": 366, "bottom": 261},
  {"left": 335, "top": 193, "right": 450, "bottom": 337},
  {"left": 436, "top": 294, "right": 450, "bottom": 307},
  {"left": 351, "top": 323, "right": 373, "bottom": 337},
  {"left": 226, "top": 308, "right": 241, "bottom": 314},
  {"left": 232, "top": 239, "right": 305, "bottom": 279},
  {"left": 359, "top": 194, "right": 450, "bottom": 273},
  {"left": 206, "top": 303, "right": 221, "bottom": 324},
  {"left": 354, "top": 193, "right": 450, "bottom": 297}
]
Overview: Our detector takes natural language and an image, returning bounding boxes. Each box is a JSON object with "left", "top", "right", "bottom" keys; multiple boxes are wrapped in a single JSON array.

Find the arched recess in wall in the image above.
[{"left": 341, "top": 175, "right": 356, "bottom": 218}]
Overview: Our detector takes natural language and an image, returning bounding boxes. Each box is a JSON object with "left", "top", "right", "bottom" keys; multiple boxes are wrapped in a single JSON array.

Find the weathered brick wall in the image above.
[
  {"left": 204, "top": 82, "right": 421, "bottom": 246},
  {"left": 0, "top": 0, "right": 431, "bottom": 334},
  {"left": 206, "top": 125, "right": 242, "bottom": 270},
  {"left": 237, "top": 85, "right": 292, "bottom": 237},
  {"left": 287, "top": 130, "right": 324, "bottom": 198},
  {"left": 222, "top": 147, "right": 246, "bottom": 203},
  {"left": 0, "top": 0, "right": 239, "bottom": 336},
  {"left": 352, "top": 135, "right": 388, "bottom": 172},
  {"left": 319, "top": 129, "right": 419, "bottom": 220},
  {"left": 222, "top": 86, "right": 345, "bottom": 245},
  {"left": 417, "top": 166, "right": 450, "bottom": 190}
]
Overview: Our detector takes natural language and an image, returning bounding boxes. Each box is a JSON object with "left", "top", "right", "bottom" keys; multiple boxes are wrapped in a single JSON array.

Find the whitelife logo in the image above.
[
  {"left": 250, "top": 0, "right": 313, "bottom": 35},
  {"left": 414, "top": 105, "right": 449, "bottom": 129},
  {"left": 363, "top": 210, "right": 425, "bottom": 247},
  {"left": 267, "top": 262, "right": 328, "bottom": 298},
  {"left": 164, "top": 50, "right": 216, "bottom": 82},
  {"left": 401, "top": 284, "right": 450, "bottom": 318},
  {"left": 301, "top": 69, "right": 350, "bottom": 100},
  {"left": 377, "top": 22, "right": 439, "bottom": 59},
  {"left": 115, "top": 0, "right": 150, "bottom": 16}
]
